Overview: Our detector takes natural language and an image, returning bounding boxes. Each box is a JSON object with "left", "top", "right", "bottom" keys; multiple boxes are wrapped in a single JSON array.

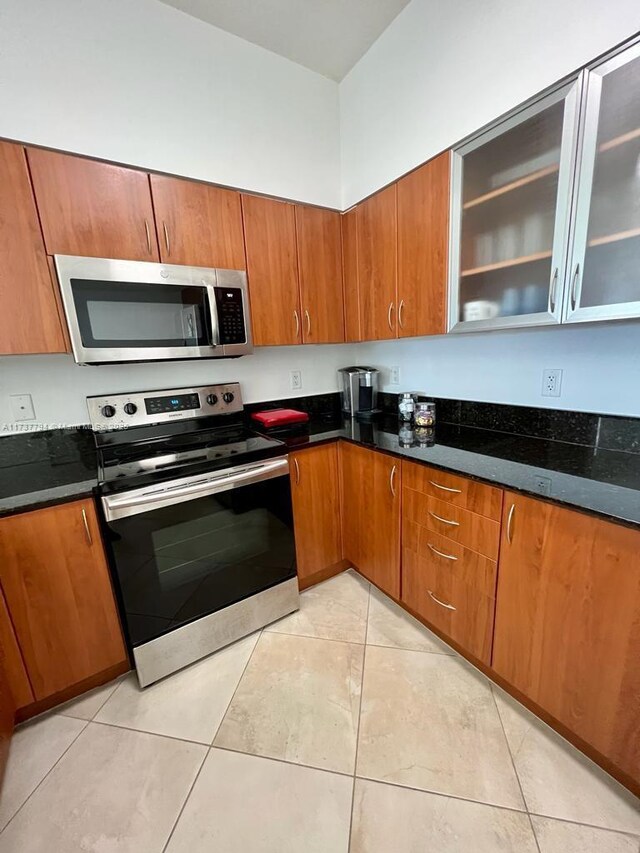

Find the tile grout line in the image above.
[
  {"left": 210, "top": 629, "right": 263, "bottom": 747},
  {"left": 0, "top": 718, "right": 90, "bottom": 837},
  {"left": 210, "top": 742, "right": 355, "bottom": 780},
  {"left": 160, "top": 746, "right": 210, "bottom": 853},
  {"left": 59, "top": 674, "right": 126, "bottom": 723},
  {"left": 88, "top": 717, "right": 212, "bottom": 747},
  {"left": 347, "top": 581, "right": 371, "bottom": 853}
]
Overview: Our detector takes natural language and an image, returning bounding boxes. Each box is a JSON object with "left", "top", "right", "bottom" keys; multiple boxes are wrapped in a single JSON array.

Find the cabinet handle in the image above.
[
  {"left": 163, "top": 221, "right": 171, "bottom": 256},
  {"left": 506, "top": 503, "right": 516, "bottom": 544},
  {"left": 429, "top": 510, "right": 459, "bottom": 527},
  {"left": 390, "top": 464, "right": 397, "bottom": 497},
  {"left": 549, "top": 267, "right": 558, "bottom": 313},
  {"left": 429, "top": 480, "right": 461, "bottom": 494},
  {"left": 144, "top": 219, "right": 152, "bottom": 255},
  {"left": 427, "top": 543, "right": 458, "bottom": 561},
  {"left": 81, "top": 507, "right": 93, "bottom": 546},
  {"left": 294, "top": 457, "right": 300, "bottom": 485},
  {"left": 305, "top": 309, "right": 311, "bottom": 337},
  {"left": 428, "top": 590, "right": 456, "bottom": 611},
  {"left": 387, "top": 301, "right": 395, "bottom": 331},
  {"left": 294, "top": 310, "right": 300, "bottom": 339},
  {"left": 398, "top": 299, "right": 405, "bottom": 329},
  {"left": 570, "top": 263, "right": 581, "bottom": 311}
]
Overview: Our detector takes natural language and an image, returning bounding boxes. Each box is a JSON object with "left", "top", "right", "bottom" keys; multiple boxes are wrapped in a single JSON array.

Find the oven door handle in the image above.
[{"left": 102, "top": 457, "right": 289, "bottom": 521}]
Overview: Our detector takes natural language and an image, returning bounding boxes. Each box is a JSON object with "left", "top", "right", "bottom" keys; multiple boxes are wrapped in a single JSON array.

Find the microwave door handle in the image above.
[{"left": 206, "top": 284, "right": 220, "bottom": 347}]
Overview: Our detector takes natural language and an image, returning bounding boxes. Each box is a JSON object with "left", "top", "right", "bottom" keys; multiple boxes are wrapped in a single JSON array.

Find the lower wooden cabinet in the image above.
[
  {"left": 493, "top": 493, "right": 640, "bottom": 782},
  {"left": 0, "top": 586, "right": 34, "bottom": 709},
  {"left": 0, "top": 500, "right": 127, "bottom": 704},
  {"left": 290, "top": 445, "right": 342, "bottom": 582},
  {"left": 340, "top": 442, "right": 400, "bottom": 598}
]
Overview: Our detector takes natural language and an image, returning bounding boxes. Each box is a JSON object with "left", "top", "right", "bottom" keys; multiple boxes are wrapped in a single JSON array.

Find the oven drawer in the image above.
[
  {"left": 402, "top": 548, "right": 495, "bottom": 664},
  {"left": 403, "top": 488, "right": 500, "bottom": 560},
  {"left": 402, "top": 461, "right": 503, "bottom": 520}
]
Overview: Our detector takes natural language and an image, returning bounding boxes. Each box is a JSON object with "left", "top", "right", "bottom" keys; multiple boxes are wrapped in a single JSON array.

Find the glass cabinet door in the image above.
[
  {"left": 565, "top": 42, "right": 640, "bottom": 323},
  {"left": 449, "top": 80, "right": 582, "bottom": 332}
]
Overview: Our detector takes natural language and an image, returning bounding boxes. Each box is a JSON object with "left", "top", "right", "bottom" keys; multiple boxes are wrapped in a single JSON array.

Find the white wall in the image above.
[
  {"left": 0, "top": 346, "right": 353, "bottom": 432},
  {"left": 356, "top": 321, "right": 640, "bottom": 417},
  {"left": 340, "top": 0, "right": 640, "bottom": 207},
  {"left": 0, "top": 0, "right": 340, "bottom": 207}
]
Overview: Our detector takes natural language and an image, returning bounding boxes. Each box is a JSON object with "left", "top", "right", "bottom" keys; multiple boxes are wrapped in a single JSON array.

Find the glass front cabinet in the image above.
[{"left": 449, "top": 39, "right": 640, "bottom": 332}]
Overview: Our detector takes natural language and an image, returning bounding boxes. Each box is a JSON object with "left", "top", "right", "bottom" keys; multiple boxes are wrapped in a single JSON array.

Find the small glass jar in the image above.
[
  {"left": 398, "top": 392, "right": 417, "bottom": 422},
  {"left": 414, "top": 401, "right": 436, "bottom": 428}
]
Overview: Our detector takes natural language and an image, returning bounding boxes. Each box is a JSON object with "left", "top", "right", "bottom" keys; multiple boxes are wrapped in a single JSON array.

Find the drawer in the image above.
[
  {"left": 402, "top": 548, "right": 495, "bottom": 664},
  {"left": 403, "top": 488, "right": 501, "bottom": 560},
  {"left": 403, "top": 522, "right": 497, "bottom": 598},
  {"left": 402, "top": 461, "right": 503, "bottom": 520}
]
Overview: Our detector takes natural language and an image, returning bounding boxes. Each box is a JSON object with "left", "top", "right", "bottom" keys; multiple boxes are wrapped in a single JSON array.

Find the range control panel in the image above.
[{"left": 87, "top": 383, "right": 243, "bottom": 430}]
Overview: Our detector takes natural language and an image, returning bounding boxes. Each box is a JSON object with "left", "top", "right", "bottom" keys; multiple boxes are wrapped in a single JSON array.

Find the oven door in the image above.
[{"left": 101, "top": 457, "right": 297, "bottom": 653}]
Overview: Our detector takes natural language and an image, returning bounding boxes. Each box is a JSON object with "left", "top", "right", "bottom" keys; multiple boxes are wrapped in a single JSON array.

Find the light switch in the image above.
[{"left": 10, "top": 394, "right": 35, "bottom": 421}]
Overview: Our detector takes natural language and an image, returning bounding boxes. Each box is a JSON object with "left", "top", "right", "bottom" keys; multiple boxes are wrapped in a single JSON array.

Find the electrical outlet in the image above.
[
  {"left": 390, "top": 366, "right": 401, "bottom": 385},
  {"left": 541, "top": 368, "right": 563, "bottom": 397},
  {"left": 290, "top": 370, "right": 302, "bottom": 391},
  {"left": 10, "top": 394, "right": 35, "bottom": 421},
  {"left": 533, "top": 475, "right": 552, "bottom": 496}
]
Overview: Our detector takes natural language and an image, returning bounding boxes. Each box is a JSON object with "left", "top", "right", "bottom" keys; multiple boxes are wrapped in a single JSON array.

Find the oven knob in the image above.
[
  {"left": 123, "top": 403, "right": 137, "bottom": 415},
  {"left": 206, "top": 394, "right": 218, "bottom": 405},
  {"left": 223, "top": 392, "right": 235, "bottom": 404},
  {"left": 101, "top": 405, "right": 116, "bottom": 418}
]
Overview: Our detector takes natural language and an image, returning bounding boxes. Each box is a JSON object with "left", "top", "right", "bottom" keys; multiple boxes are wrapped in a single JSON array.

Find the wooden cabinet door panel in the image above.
[
  {"left": 493, "top": 493, "right": 640, "bottom": 780},
  {"left": 397, "top": 152, "right": 450, "bottom": 337},
  {"left": 0, "top": 586, "right": 34, "bottom": 709},
  {"left": 0, "top": 142, "right": 66, "bottom": 355},
  {"left": 150, "top": 175, "right": 245, "bottom": 269},
  {"left": 341, "top": 208, "right": 360, "bottom": 342},
  {"left": 0, "top": 501, "right": 127, "bottom": 701},
  {"left": 27, "top": 148, "right": 159, "bottom": 261},
  {"left": 357, "top": 185, "right": 397, "bottom": 341},
  {"left": 291, "top": 445, "right": 342, "bottom": 579},
  {"left": 295, "top": 206, "right": 345, "bottom": 344},
  {"left": 402, "top": 459, "right": 503, "bottom": 520},
  {"left": 241, "top": 194, "right": 301, "bottom": 345},
  {"left": 340, "top": 442, "right": 400, "bottom": 598}
]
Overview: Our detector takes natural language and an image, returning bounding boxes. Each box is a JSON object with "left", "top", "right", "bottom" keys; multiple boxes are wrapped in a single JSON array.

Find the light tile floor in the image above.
[{"left": 1, "top": 569, "right": 639, "bottom": 852}]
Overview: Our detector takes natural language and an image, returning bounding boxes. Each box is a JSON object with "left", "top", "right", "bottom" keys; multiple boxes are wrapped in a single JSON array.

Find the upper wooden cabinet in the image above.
[
  {"left": 0, "top": 500, "right": 127, "bottom": 701},
  {"left": 150, "top": 175, "right": 245, "bottom": 269},
  {"left": 340, "top": 442, "right": 401, "bottom": 598},
  {"left": 241, "top": 194, "right": 301, "bottom": 346},
  {"left": 341, "top": 207, "right": 360, "bottom": 342},
  {"left": 397, "top": 152, "right": 450, "bottom": 337},
  {"left": 0, "top": 142, "right": 67, "bottom": 355},
  {"left": 357, "top": 184, "right": 398, "bottom": 341},
  {"left": 290, "top": 445, "right": 342, "bottom": 581},
  {"left": 295, "top": 206, "right": 345, "bottom": 343},
  {"left": 27, "top": 148, "right": 160, "bottom": 262},
  {"left": 493, "top": 493, "right": 640, "bottom": 781}
]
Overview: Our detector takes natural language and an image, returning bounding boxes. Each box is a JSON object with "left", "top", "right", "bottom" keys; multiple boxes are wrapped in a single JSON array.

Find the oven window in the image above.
[
  {"left": 70, "top": 279, "right": 212, "bottom": 348},
  {"left": 103, "top": 476, "right": 296, "bottom": 648}
]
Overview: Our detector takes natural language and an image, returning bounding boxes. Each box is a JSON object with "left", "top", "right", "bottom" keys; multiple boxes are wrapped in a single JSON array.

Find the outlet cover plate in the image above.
[
  {"left": 290, "top": 370, "right": 302, "bottom": 391},
  {"left": 390, "top": 366, "right": 400, "bottom": 385},
  {"left": 10, "top": 394, "right": 36, "bottom": 421},
  {"left": 541, "top": 368, "right": 562, "bottom": 397}
]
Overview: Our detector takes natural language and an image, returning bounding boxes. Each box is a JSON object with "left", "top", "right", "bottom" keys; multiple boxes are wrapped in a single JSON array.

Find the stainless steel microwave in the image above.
[{"left": 54, "top": 255, "right": 253, "bottom": 365}]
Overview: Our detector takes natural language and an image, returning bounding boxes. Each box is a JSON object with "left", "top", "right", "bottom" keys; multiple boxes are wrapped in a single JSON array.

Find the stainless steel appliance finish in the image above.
[
  {"left": 55, "top": 255, "right": 252, "bottom": 364},
  {"left": 339, "top": 366, "right": 380, "bottom": 417}
]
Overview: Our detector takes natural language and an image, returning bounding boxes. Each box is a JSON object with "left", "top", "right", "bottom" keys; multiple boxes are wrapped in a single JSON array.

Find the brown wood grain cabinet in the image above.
[
  {"left": 493, "top": 492, "right": 640, "bottom": 782},
  {"left": 290, "top": 445, "right": 342, "bottom": 581},
  {"left": 27, "top": 148, "right": 159, "bottom": 261},
  {"left": 341, "top": 207, "right": 360, "bottom": 342},
  {"left": 357, "top": 184, "right": 398, "bottom": 341},
  {"left": 0, "top": 142, "right": 67, "bottom": 355},
  {"left": 340, "top": 442, "right": 400, "bottom": 598},
  {"left": 150, "top": 175, "right": 245, "bottom": 269},
  {"left": 0, "top": 500, "right": 127, "bottom": 701},
  {"left": 241, "top": 194, "right": 301, "bottom": 346},
  {"left": 295, "top": 206, "right": 345, "bottom": 343},
  {"left": 0, "top": 585, "right": 34, "bottom": 710},
  {"left": 0, "top": 656, "right": 15, "bottom": 789},
  {"left": 397, "top": 152, "right": 450, "bottom": 337}
]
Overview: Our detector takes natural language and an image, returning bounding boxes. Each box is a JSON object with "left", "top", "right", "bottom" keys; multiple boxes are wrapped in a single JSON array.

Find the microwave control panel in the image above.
[{"left": 215, "top": 287, "right": 247, "bottom": 345}]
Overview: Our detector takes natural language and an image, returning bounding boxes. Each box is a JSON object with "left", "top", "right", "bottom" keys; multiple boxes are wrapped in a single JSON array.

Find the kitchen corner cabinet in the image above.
[
  {"left": 340, "top": 442, "right": 400, "bottom": 598},
  {"left": 149, "top": 175, "right": 245, "bottom": 269},
  {"left": 27, "top": 148, "right": 160, "bottom": 262},
  {"left": 0, "top": 500, "right": 127, "bottom": 703},
  {"left": 357, "top": 184, "right": 398, "bottom": 340},
  {"left": 493, "top": 493, "right": 640, "bottom": 781},
  {"left": 0, "top": 142, "right": 67, "bottom": 355},
  {"left": 290, "top": 445, "right": 342, "bottom": 581}
]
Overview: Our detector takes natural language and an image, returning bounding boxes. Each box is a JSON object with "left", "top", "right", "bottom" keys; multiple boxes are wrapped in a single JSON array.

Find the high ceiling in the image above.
[{"left": 157, "top": 0, "right": 410, "bottom": 81}]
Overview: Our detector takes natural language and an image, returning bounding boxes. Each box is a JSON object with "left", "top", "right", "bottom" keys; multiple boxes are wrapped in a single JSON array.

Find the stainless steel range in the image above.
[{"left": 89, "top": 383, "right": 299, "bottom": 687}]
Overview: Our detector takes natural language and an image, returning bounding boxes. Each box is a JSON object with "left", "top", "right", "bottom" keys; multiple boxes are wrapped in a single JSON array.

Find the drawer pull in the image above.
[
  {"left": 428, "top": 543, "right": 458, "bottom": 561},
  {"left": 429, "top": 480, "right": 462, "bottom": 494},
  {"left": 390, "top": 464, "right": 397, "bottom": 497},
  {"left": 81, "top": 507, "right": 93, "bottom": 546},
  {"left": 428, "top": 510, "right": 459, "bottom": 527},
  {"left": 294, "top": 457, "right": 300, "bottom": 485},
  {"left": 507, "top": 503, "right": 516, "bottom": 544},
  {"left": 428, "top": 590, "right": 456, "bottom": 611}
]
